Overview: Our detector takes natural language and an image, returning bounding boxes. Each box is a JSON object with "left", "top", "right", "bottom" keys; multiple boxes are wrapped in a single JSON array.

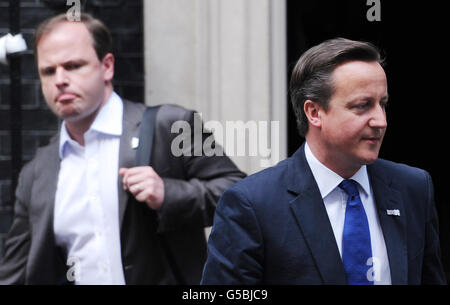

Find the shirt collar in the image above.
[
  {"left": 59, "top": 92, "right": 123, "bottom": 159},
  {"left": 304, "top": 142, "right": 370, "bottom": 199}
]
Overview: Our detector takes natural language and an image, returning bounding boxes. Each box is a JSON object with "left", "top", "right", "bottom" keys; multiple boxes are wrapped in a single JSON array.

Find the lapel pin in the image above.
[
  {"left": 386, "top": 209, "right": 400, "bottom": 216},
  {"left": 131, "top": 137, "right": 139, "bottom": 149}
]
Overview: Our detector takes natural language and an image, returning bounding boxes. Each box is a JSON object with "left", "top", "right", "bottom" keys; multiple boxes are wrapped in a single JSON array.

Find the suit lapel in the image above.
[
  {"left": 118, "top": 100, "right": 144, "bottom": 230},
  {"left": 368, "top": 162, "right": 407, "bottom": 285},
  {"left": 288, "top": 145, "right": 347, "bottom": 284},
  {"left": 31, "top": 136, "right": 60, "bottom": 241},
  {"left": 26, "top": 136, "right": 69, "bottom": 282}
]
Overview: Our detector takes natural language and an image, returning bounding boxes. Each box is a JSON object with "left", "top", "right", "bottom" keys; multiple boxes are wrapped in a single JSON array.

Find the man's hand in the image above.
[{"left": 119, "top": 166, "right": 165, "bottom": 210}]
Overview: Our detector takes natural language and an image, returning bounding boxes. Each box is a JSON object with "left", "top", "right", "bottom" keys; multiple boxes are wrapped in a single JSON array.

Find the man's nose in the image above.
[
  {"left": 55, "top": 67, "right": 69, "bottom": 87},
  {"left": 369, "top": 104, "right": 387, "bottom": 129}
]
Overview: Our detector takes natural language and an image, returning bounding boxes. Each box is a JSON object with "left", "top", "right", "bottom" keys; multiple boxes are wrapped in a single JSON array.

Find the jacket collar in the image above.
[
  {"left": 287, "top": 144, "right": 347, "bottom": 284},
  {"left": 367, "top": 161, "right": 407, "bottom": 285},
  {"left": 117, "top": 100, "right": 145, "bottom": 230}
]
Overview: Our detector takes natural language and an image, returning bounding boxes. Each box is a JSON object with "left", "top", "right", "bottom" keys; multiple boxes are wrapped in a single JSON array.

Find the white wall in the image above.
[{"left": 144, "top": 0, "right": 287, "bottom": 175}]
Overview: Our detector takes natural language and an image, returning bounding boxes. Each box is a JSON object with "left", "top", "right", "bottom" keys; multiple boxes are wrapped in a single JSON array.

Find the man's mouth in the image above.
[
  {"left": 56, "top": 93, "right": 78, "bottom": 103},
  {"left": 362, "top": 137, "right": 382, "bottom": 145}
]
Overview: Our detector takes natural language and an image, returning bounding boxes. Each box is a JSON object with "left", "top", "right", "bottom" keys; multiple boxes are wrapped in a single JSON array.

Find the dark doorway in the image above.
[{"left": 287, "top": 0, "right": 449, "bottom": 281}]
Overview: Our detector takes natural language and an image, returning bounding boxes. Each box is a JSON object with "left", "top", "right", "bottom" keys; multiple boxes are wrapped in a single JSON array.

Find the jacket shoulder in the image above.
[
  {"left": 156, "top": 103, "right": 196, "bottom": 123},
  {"left": 21, "top": 136, "right": 58, "bottom": 173},
  {"left": 226, "top": 158, "right": 290, "bottom": 202},
  {"left": 370, "top": 159, "right": 432, "bottom": 196},
  {"left": 124, "top": 100, "right": 195, "bottom": 123},
  {"left": 372, "top": 158, "right": 429, "bottom": 181}
]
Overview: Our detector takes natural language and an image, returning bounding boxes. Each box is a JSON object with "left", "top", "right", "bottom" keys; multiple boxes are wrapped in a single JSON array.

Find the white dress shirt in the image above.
[
  {"left": 304, "top": 142, "right": 391, "bottom": 285},
  {"left": 54, "top": 92, "right": 125, "bottom": 285}
]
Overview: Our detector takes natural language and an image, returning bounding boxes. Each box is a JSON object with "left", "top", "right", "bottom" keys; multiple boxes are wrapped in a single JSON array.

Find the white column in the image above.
[{"left": 144, "top": 0, "right": 287, "bottom": 175}]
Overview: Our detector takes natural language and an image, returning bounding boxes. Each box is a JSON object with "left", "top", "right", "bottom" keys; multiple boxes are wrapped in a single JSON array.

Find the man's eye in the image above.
[
  {"left": 65, "top": 63, "right": 82, "bottom": 70},
  {"left": 355, "top": 103, "right": 369, "bottom": 109},
  {"left": 41, "top": 68, "right": 55, "bottom": 76}
]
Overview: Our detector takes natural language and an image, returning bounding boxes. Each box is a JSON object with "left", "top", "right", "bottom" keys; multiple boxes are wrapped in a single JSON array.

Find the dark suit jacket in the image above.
[
  {"left": 201, "top": 144, "right": 446, "bottom": 285},
  {"left": 0, "top": 100, "right": 245, "bottom": 285}
]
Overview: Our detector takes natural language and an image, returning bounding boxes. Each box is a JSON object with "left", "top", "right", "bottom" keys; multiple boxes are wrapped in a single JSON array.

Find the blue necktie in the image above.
[{"left": 339, "top": 179, "right": 373, "bottom": 285}]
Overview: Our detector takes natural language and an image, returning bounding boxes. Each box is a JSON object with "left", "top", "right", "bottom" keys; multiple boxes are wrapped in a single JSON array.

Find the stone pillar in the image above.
[{"left": 144, "top": 0, "right": 287, "bottom": 175}]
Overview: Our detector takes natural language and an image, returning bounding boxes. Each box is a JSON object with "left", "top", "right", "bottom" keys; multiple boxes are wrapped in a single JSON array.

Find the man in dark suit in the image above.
[
  {"left": 201, "top": 38, "right": 446, "bottom": 285},
  {"left": 0, "top": 13, "right": 245, "bottom": 284}
]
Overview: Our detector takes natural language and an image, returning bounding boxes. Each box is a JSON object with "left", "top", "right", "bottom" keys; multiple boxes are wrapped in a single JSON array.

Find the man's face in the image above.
[
  {"left": 317, "top": 60, "right": 388, "bottom": 174},
  {"left": 37, "top": 21, "right": 114, "bottom": 124}
]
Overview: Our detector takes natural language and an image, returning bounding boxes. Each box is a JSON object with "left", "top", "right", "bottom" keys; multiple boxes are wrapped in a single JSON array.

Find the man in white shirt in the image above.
[
  {"left": 201, "top": 38, "right": 446, "bottom": 285},
  {"left": 0, "top": 13, "right": 245, "bottom": 285}
]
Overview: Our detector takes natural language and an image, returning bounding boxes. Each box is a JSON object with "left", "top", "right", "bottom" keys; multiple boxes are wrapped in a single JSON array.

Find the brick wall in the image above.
[{"left": 0, "top": 0, "right": 144, "bottom": 258}]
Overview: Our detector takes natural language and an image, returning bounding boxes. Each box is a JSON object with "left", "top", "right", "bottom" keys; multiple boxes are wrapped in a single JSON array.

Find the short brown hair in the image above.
[
  {"left": 34, "top": 13, "right": 112, "bottom": 61},
  {"left": 289, "top": 38, "right": 384, "bottom": 137}
]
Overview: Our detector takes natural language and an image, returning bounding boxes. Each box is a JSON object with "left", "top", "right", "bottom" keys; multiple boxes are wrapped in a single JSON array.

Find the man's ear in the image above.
[
  {"left": 304, "top": 99, "right": 322, "bottom": 128},
  {"left": 102, "top": 53, "right": 115, "bottom": 83}
]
